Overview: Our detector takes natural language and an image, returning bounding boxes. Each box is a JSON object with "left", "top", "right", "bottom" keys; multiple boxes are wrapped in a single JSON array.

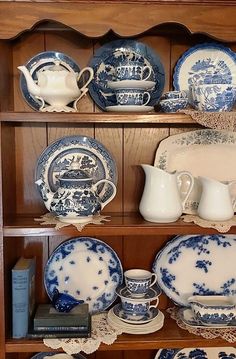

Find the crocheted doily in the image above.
[
  {"left": 168, "top": 306, "right": 236, "bottom": 343},
  {"left": 181, "top": 214, "right": 236, "bottom": 233},
  {"left": 180, "top": 109, "right": 236, "bottom": 131},
  {"left": 43, "top": 312, "right": 122, "bottom": 355},
  {"left": 34, "top": 213, "right": 110, "bottom": 232}
]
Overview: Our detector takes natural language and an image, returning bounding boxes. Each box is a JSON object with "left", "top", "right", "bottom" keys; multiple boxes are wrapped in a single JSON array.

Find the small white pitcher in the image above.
[
  {"left": 139, "top": 164, "right": 194, "bottom": 223},
  {"left": 197, "top": 176, "right": 236, "bottom": 221}
]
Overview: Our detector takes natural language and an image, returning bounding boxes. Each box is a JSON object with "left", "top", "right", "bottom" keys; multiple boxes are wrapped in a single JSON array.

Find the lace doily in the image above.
[
  {"left": 43, "top": 312, "right": 122, "bottom": 355},
  {"left": 181, "top": 214, "right": 236, "bottom": 233},
  {"left": 168, "top": 306, "right": 236, "bottom": 343},
  {"left": 180, "top": 109, "right": 236, "bottom": 131},
  {"left": 34, "top": 213, "right": 110, "bottom": 232}
]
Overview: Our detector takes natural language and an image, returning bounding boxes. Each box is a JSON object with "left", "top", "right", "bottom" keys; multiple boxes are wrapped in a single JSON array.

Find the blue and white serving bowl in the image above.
[{"left": 159, "top": 98, "right": 188, "bottom": 113}]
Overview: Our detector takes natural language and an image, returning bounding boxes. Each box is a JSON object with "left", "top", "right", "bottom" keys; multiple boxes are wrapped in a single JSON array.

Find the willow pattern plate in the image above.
[
  {"left": 88, "top": 39, "right": 165, "bottom": 110},
  {"left": 155, "top": 348, "right": 236, "bottom": 359},
  {"left": 153, "top": 234, "right": 236, "bottom": 307},
  {"left": 44, "top": 237, "right": 123, "bottom": 313}
]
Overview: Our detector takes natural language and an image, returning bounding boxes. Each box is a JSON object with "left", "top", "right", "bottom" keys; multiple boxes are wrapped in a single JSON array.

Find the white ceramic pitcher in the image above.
[
  {"left": 139, "top": 164, "right": 194, "bottom": 223},
  {"left": 197, "top": 176, "right": 236, "bottom": 221}
]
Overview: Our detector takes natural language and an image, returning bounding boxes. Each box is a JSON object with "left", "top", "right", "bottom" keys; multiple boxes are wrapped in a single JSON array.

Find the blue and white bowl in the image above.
[
  {"left": 159, "top": 98, "right": 188, "bottom": 113},
  {"left": 188, "top": 295, "right": 236, "bottom": 326},
  {"left": 190, "top": 84, "right": 236, "bottom": 112}
]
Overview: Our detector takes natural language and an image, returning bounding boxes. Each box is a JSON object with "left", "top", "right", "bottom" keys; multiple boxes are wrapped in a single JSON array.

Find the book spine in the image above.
[
  {"left": 27, "top": 331, "right": 90, "bottom": 338},
  {"left": 12, "top": 269, "right": 29, "bottom": 338},
  {"left": 34, "top": 325, "right": 88, "bottom": 332}
]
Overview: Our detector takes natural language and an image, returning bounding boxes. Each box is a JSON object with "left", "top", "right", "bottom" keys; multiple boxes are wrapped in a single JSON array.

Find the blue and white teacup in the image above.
[
  {"left": 115, "top": 63, "right": 152, "bottom": 81},
  {"left": 115, "top": 89, "right": 151, "bottom": 106},
  {"left": 124, "top": 269, "right": 157, "bottom": 297},
  {"left": 161, "top": 90, "right": 188, "bottom": 100}
]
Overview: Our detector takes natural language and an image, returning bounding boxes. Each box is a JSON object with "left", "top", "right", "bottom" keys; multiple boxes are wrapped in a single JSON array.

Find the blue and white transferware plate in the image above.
[
  {"left": 173, "top": 42, "right": 236, "bottom": 93},
  {"left": 116, "top": 284, "right": 161, "bottom": 300},
  {"left": 35, "top": 135, "right": 117, "bottom": 205},
  {"left": 155, "top": 348, "right": 236, "bottom": 359},
  {"left": 112, "top": 303, "right": 159, "bottom": 324},
  {"left": 31, "top": 354, "right": 86, "bottom": 359},
  {"left": 19, "top": 51, "right": 81, "bottom": 111},
  {"left": 179, "top": 307, "right": 236, "bottom": 329},
  {"left": 44, "top": 237, "right": 123, "bottom": 313},
  {"left": 153, "top": 234, "right": 236, "bottom": 307},
  {"left": 88, "top": 39, "right": 165, "bottom": 110}
]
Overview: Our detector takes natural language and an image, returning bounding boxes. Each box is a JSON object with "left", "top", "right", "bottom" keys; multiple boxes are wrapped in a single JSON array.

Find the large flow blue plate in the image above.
[
  {"left": 153, "top": 235, "right": 236, "bottom": 307},
  {"left": 88, "top": 39, "right": 165, "bottom": 110},
  {"left": 35, "top": 135, "right": 117, "bottom": 205},
  {"left": 31, "top": 354, "right": 85, "bottom": 359},
  {"left": 155, "top": 348, "right": 236, "bottom": 359},
  {"left": 44, "top": 237, "right": 123, "bottom": 313},
  {"left": 173, "top": 42, "right": 236, "bottom": 92},
  {"left": 19, "top": 51, "right": 81, "bottom": 111}
]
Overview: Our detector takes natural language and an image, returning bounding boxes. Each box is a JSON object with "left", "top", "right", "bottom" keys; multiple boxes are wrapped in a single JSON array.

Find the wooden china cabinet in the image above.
[{"left": 0, "top": 1, "right": 236, "bottom": 358}]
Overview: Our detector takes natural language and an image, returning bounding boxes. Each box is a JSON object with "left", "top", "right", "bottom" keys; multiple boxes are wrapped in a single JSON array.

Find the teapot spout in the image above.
[
  {"left": 35, "top": 178, "right": 54, "bottom": 211},
  {"left": 18, "top": 65, "right": 41, "bottom": 97}
]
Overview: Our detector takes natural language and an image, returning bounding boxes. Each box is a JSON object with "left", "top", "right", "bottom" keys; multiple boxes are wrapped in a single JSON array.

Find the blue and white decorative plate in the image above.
[
  {"left": 31, "top": 354, "right": 86, "bottom": 359},
  {"left": 44, "top": 237, "right": 123, "bottom": 313},
  {"left": 153, "top": 234, "right": 236, "bottom": 307},
  {"left": 35, "top": 135, "right": 117, "bottom": 205},
  {"left": 112, "top": 303, "right": 159, "bottom": 324},
  {"left": 179, "top": 307, "right": 236, "bottom": 329},
  {"left": 155, "top": 348, "right": 236, "bottom": 359},
  {"left": 19, "top": 51, "right": 81, "bottom": 111},
  {"left": 173, "top": 42, "right": 236, "bottom": 93},
  {"left": 88, "top": 39, "right": 165, "bottom": 110}
]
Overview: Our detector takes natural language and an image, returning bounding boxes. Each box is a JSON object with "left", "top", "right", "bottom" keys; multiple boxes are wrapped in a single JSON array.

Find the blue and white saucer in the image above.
[
  {"left": 88, "top": 39, "right": 165, "bottom": 111},
  {"left": 112, "top": 303, "right": 159, "bottom": 324},
  {"left": 106, "top": 105, "right": 154, "bottom": 112},
  {"left": 116, "top": 284, "right": 161, "bottom": 300},
  {"left": 107, "top": 80, "right": 156, "bottom": 90},
  {"left": 179, "top": 307, "right": 236, "bottom": 329}
]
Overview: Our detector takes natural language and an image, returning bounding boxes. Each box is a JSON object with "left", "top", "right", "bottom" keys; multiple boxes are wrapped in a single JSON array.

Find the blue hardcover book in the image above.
[{"left": 12, "top": 257, "right": 36, "bottom": 338}]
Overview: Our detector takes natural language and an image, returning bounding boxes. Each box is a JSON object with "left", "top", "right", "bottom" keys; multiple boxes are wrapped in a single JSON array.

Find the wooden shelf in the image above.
[
  {"left": 3, "top": 213, "right": 236, "bottom": 236},
  {"left": 5, "top": 312, "right": 232, "bottom": 352},
  {"left": 0, "top": 112, "right": 195, "bottom": 124}
]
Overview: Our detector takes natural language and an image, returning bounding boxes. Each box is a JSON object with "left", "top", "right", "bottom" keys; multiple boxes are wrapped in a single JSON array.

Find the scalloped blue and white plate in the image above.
[
  {"left": 155, "top": 348, "right": 236, "bottom": 359},
  {"left": 44, "top": 237, "right": 123, "bottom": 313},
  {"left": 31, "top": 354, "right": 86, "bottom": 359},
  {"left": 88, "top": 39, "right": 165, "bottom": 111},
  {"left": 35, "top": 135, "right": 117, "bottom": 205},
  {"left": 153, "top": 234, "right": 236, "bottom": 307},
  {"left": 19, "top": 51, "right": 81, "bottom": 111},
  {"left": 173, "top": 42, "right": 236, "bottom": 93}
]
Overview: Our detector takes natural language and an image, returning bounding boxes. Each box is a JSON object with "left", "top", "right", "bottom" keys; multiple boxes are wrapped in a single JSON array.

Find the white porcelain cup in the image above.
[{"left": 124, "top": 269, "right": 157, "bottom": 297}]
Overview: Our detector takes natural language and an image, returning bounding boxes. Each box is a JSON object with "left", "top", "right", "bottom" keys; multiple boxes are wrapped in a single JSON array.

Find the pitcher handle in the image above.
[
  {"left": 177, "top": 171, "right": 194, "bottom": 211},
  {"left": 228, "top": 180, "right": 236, "bottom": 210},
  {"left": 93, "top": 179, "right": 117, "bottom": 210}
]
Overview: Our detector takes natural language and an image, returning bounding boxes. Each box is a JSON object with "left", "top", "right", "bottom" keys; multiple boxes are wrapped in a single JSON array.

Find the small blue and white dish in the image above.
[
  {"left": 188, "top": 295, "right": 236, "bottom": 326},
  {"left": 159, "top": 98, "right": 188, "bottom": 113},
  {"left": 112, "top": 303, "right": 159, "bottom": 324}
]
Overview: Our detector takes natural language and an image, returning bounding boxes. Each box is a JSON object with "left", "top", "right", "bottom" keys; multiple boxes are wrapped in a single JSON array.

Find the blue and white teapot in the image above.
[{"left": 35, "top": 161, "right": 116, "bottom": 223}]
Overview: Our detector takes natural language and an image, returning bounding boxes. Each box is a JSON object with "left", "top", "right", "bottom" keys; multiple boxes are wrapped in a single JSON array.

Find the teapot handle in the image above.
[
  {"left": 77, "top": 67, "right": 94, "bottom": 93},
  {"left": 93, "top": 179, "right": 117, "bottom": 210},
  {"left": 228, "top": 180, "right": 236, "bottom": 210},
  {"left": 177, "top": 171, "right": 194, "bottom": 211}
]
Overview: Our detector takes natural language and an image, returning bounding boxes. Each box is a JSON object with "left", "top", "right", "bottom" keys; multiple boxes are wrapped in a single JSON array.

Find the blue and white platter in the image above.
[
  {"left": 173, "top": 42, "right": 236, "bottom": 93},
  {"left": 179, "top": 307, "right": 236, "bottom": 329},
  {"left": 20, "top": 51, "right": 81, "bottom": 111},
  {"left": 116, "top": 284, "right": 161, "bottom": 300},
  {"left": 88, "top": 39, "right": 165, "bottom": 111},
  {"left": 31, "top": 354, "right": 86, "bottom": 359},
  {"left": 35, "top": 135, "right": 117, "bottom": 205},
  {"left": 153, "top": 234, "right": 236, "bottom": 307},
  {"left": 155, "top": 348, "right": 236, "bottom": 359},
  {"left": 112, "top": 303, "right": 159, "bottom": 324},
  {"left": 44, "top": 237, "right": 123, "bottom": 313}
]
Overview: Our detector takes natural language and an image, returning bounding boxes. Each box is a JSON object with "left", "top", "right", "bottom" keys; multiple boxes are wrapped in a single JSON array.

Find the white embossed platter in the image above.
[
  {"left": 44, "top": 237, "right": 123, "bottom": 313},
  {"left": 155, "top": 347, "right": 236, "bottom": 359},
  {"left": 179, "top": 307, "right": 236, "bottom": 329},
  {"left": 173, "top": 42, "right": 236, "bottom": 93},
  {"left": 152, "top": 234, "right": 236, "bottom": 307},
  {"left": 35, "top": 135, "right": 117, "bottom": 206},
  {"left": 154, "top": 129, "right": 236, "bottom": 214}
]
